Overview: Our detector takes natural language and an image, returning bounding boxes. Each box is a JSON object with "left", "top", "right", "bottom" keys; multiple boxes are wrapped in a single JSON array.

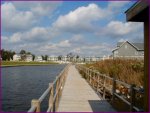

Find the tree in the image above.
[
  {"left": 58, "top": 55, "right": 62, "bottom": 61},
  {"left": 42, "top": 55, "right": 45, "bottom": 60},
  {"left": 44, "top": 55, "right": 48, "bottom": 61},
  {"left": 32, "top": 54, "right": 35, "bottom": 61},
  {"left": 26, "top": 52, "right": 31, "bottom": 55},
  {"left": 1, "top": 49, "right": 16, "bottom": 61},
  {"left": 20, "top": 50, "right": 26, "bottom": 54}
]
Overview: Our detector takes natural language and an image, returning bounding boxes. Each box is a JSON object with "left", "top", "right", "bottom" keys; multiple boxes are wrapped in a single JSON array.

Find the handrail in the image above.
[
  {"left": 28, "top": 64, "right": 70, "bottom": 112},
  {"left": 76, "top": 64, "right": 144, "bottom": 112}
]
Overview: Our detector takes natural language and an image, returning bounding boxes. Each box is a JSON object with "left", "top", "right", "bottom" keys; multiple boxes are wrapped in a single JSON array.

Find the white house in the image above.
[
  {"left": 34, "top": 56, "right": 43, "bottom": 62},
  {"left": 25, "top": 55, "right": 33, "bottom": 62},
  {"left": 13, "top": 54, "right": 21, "bottom": 61},
  {"left": 48, "top": 56, "right": 58, "bottom": 62},
  {"left": 62, "top": 56, "right": 68, "bottom": 62}
]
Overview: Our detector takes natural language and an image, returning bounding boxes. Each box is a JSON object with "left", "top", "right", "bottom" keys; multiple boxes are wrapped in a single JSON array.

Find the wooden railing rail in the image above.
[
  {"left": 76, "top": 64, "right": 144, "bottom": 112},
  {"left": 28, "top": 64, "right": 70, "bottom": 112}
]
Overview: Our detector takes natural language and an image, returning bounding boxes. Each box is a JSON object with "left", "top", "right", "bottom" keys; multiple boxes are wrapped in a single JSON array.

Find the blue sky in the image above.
[{"left": 1, "top": 1, "right": 144, "bottom": 56}]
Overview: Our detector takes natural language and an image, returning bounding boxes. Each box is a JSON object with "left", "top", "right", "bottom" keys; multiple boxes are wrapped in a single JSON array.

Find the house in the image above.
[
  {"left": 13, "top": 54, "right": 21, "bottom": 61},
  {"left": 25, "top": 55, "right": 33, "bottom": 62},
  {"left": 62, "top": 56, "right": 68, "bottom": 62},
  {"left": 48, "top": 55, "right": 58, "bottom": 62},
  {"left": 91, "top": 56, "right": 101, "bottom": 62},
  {"left": 34, "top": 56, "right": 43, "bottom": 62},
  {"left": 84, "top": 57, "right": 91, "bottom": 63},
  {"left": 112, "top": 41, "right": 144, "bottom": 59}
]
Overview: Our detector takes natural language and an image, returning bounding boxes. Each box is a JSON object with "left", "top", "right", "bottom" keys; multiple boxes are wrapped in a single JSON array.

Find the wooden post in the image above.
[
  {"left": 112, "top": 77, "right": 116, "bottom": 103},
  {"left": 130, "top": 84, "right": 135, "bottom": 112},
  {"left": 103, "top": 77, "right": 106, "bottom": 99},
  {"left": 97, "top": 74, "right": 99, "bottom": 92},
  {"left": 31, "top": 99, "right": 40, "bottom": 112},
  {"left": 90, "top": 70, "right": 92, "bottom": 85},
  {"left": 49, "top": 83, "right": 54, "bottom": 112}
]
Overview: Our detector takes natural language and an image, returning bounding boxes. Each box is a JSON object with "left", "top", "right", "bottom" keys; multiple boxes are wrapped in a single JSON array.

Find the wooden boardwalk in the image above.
[{"left": 57, "top": 65, "right": 116, "bottom": 112}]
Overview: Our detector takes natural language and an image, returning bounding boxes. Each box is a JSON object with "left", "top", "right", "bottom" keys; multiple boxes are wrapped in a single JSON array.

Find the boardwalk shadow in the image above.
[{"left": 88, "top": 100, "right": 116, "bottom": 112}]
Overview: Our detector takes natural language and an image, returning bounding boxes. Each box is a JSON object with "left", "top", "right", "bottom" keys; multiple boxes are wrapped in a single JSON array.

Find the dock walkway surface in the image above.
[{"left": 57, "top": 65, "right": 116, "bottom": 112}]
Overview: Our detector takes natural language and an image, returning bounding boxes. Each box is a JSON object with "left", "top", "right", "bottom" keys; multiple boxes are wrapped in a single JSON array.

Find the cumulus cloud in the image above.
[
  {"left": 53, "top": 3, "right": 110, "bottom": 33},
  {"left": 96, "top": 21, "right": 143, "bottom": 39},
  {"left": 2, "top": 2, "right": 62, "bottom": 33},
  {"left": 108, "top": 21, "right": 143, "bottom": 36},
  {"left": 24, "top": 27, "right": 50, "bottom": 42},
  {"left": 2, "top": 2, "right": 35, "bottom": 32},
  {"left": 2, "top": 26, "right": 52, "bottom": 46},
  {"left": 2, "top": 1, "right": 143, "bottom": 57},
  {"left": 13, "top": 1, "right": 62, "bottom": 16}
]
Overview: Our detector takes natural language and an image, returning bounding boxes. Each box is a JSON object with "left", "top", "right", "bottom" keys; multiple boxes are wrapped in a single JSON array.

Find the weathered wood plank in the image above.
[{"left": 57, "top": 65, "right": 116, "bottom": 112}]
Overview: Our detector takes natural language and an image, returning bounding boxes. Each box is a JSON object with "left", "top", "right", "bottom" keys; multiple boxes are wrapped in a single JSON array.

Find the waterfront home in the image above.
[
  {"left": 48, "top": 56, "right": 58, "bottom": 62},
  {"left": 102, "top": 55, "right": 112, "bottom": 60},
  {"left": 62, "top": 56, "right": 68, "bottom": 62},
  {"left": 91, "top": 56, "right": 101, "bottom": 62},
  {"left": 34, "top": 56, "right": 43, "bottom": 62},
  {"left": 25, "top": 55, "right": 33, "bottom": 62},
  {"left": 85, "top": 57, "right": 91, "bottom": 63},
  {"left": 13, "top": 54, "right": 21, "bottom": 61},
  {"left": 112, "top": 41, "right": 144, "bottom": 59}
]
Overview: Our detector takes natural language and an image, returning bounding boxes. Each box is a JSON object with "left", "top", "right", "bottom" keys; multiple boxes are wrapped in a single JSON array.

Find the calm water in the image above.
[{"left": 1, "top": 64, "right": 66, "bottom": 112}]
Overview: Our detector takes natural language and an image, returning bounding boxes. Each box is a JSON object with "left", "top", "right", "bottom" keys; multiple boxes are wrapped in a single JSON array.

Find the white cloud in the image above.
[
  {"left": 10, "top": 33, "right": 22, "bottom": 43},
  {"left": 2, "top": 1, "right": 142, "bottom": 57},
  {"left": 2, "top": 26, "right": 52, "bottom": 45},
  {"left": 13, "top": 1, "right": 62, "bottom": 16},
  {"left": 24, "top": 27, "right": 50, "bottom": 42},
  {"left": 53, "top": 3, "right": 110, "bottom": 33},
  {"left": 97, "top": 21, "right": 143, "bottom": 38},
  {"left": 57, "top": 40, "right": 71, "bottom": 47},
  {"left": 31, "top": 2, "right": 61, "bottom": 16},
  {"left": 2, "top": 2, "right": 35, "bottom": 32}
]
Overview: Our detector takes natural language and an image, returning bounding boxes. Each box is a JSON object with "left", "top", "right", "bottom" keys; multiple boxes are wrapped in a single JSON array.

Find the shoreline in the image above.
[{"left": 1, "top": 61, "right": 59, "bottom": 67}]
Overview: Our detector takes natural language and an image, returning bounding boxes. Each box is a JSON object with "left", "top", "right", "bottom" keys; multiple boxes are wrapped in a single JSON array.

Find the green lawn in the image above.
[{"left": 1, "top": 61, "right": 58, "bottom": 67}]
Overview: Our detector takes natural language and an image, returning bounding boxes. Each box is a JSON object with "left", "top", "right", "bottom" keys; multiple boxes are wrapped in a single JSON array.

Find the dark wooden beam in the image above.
[
  {"left": 126, "top": 1, "right": 148, "bottom": 22},
  {"left": 125, "top": 0, "right": 149, "bottom": 111}
]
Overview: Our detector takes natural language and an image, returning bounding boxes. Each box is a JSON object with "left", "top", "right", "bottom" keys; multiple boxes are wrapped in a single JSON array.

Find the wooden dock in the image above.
[{"left": 57, "top": 65, "right": 116, "bottom": 112}]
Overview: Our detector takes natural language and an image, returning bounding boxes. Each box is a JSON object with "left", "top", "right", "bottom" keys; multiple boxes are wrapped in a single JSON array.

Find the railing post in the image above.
[
  {"left": 97, "top": 74, "right": 99, "bottom": 92},
  {"left": 31, "top": 99, "right": 40, "bottom": 112},
  {"left": 112, "top": 77, "right": 116, "bottom": 103},
  {"left": 103, "top": 77, "right": 106, "bottom": 99},
  {"left": 130, "top": 84, "right": 135, "bottom": 112},
  {"left": 49, "top": 83, "right": 54, "bottom": 112}
]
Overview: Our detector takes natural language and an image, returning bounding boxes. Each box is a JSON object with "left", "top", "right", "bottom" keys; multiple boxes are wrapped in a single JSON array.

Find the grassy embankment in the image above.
[
  {"left": 1, "top": 61, "right": 58, "bottom": 67},
  {"left": 85, "top": 59, "right": 144, "bottom": 87}
]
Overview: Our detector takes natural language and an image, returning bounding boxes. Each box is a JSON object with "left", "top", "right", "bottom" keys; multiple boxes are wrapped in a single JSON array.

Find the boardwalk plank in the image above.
[{"left": 57, "top": 65, "right": 116, "bottom": 112}]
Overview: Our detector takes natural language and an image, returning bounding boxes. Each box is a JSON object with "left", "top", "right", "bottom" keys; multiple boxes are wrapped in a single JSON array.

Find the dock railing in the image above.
[
  {"left": 76, "top": 64, "right": 144, "bottom": 112},
  {"left": 28, "top": 64, "right": 70, "bottom": 112}
]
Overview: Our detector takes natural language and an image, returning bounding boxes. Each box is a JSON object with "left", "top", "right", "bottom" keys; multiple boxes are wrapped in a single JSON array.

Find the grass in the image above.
[
  {"left": 1, "top": 61, "right": 58, "bottom": 67},
  {"left": 85, "top": 59, "right": 144, "bottom": 87}
]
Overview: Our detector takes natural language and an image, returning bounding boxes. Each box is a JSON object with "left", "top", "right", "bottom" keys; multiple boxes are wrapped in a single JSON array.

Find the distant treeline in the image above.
[{"left": 0, "top": 49, "right": 16, "bottom": 61}]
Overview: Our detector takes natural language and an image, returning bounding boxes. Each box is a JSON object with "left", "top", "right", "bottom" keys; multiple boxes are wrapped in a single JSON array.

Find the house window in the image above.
[
  {"left": 135, "top": 51, "right": 138, "bottom": 55},
  {"left": 125, "top": 45, "right": 128, "bottom": 49}
]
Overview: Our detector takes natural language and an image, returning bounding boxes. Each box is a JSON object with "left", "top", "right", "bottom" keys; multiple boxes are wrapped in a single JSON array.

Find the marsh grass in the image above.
[{"left": 86, "top": 59, "right": 144, "bottom": 87}]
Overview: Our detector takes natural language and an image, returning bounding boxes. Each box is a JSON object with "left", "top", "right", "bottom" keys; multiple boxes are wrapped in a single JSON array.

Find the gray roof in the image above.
[{"left": 117, "top": 41, "right": 144, "bottom": 50}]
